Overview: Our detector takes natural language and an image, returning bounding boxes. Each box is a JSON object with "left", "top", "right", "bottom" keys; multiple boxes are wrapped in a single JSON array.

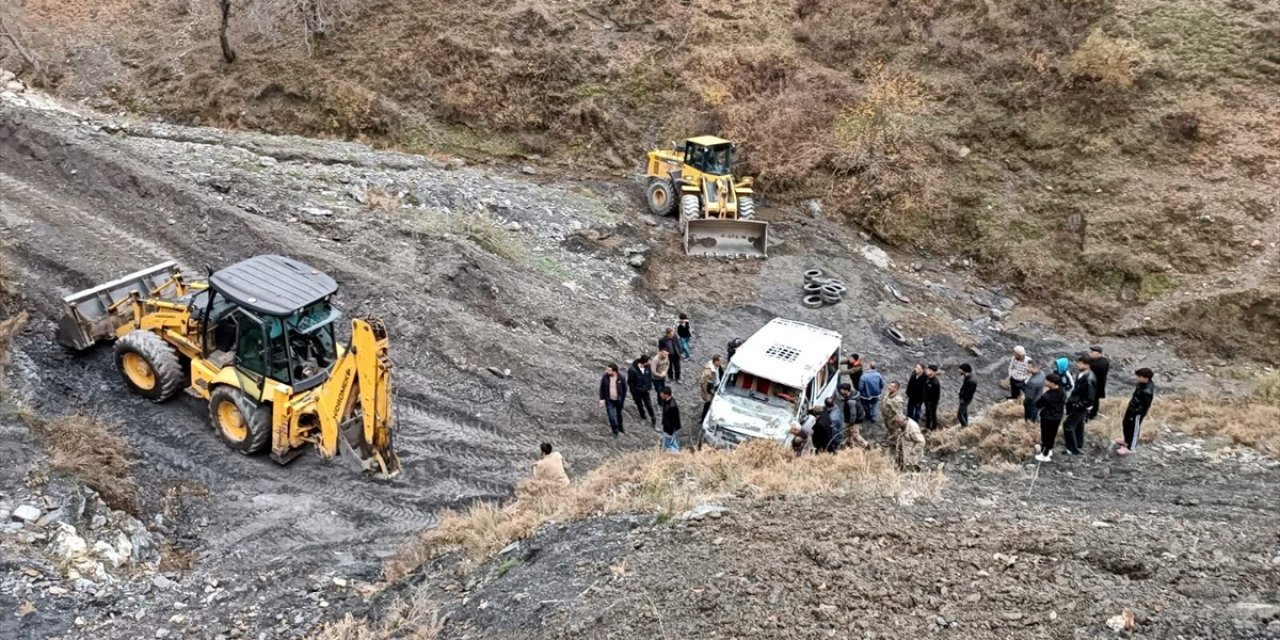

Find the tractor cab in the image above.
[
  {"left": 200, "top": 255, "right": 342, "bottom": 397},
  {"left": 681, "top": 135, "right": 736, "bottom": 177}
]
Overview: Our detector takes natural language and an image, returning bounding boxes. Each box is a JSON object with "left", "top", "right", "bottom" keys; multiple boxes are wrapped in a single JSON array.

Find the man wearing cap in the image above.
[
  {"left": 923, "top": 365, "right": 942, "bottom": 431},
  {"left": 1118, "top": 368, "right": 1155, "bottom": 456},
  {"left": 1008, "top": 346, "right": 1031, "bottom": 400},
  {"left": 1088, "top": 346, "right": 1111, "bottom": 420},
  {"left": 1063, "top": 355, "right": 1096, "bottom": 454},
  {"left": 957, "top": 363, "right": 977, "bottom": 428}
]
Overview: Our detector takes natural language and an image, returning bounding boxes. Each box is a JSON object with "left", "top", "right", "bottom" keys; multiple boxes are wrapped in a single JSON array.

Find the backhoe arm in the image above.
[{"left": 315, "top": 317, "right": 399, "bottom": 477}]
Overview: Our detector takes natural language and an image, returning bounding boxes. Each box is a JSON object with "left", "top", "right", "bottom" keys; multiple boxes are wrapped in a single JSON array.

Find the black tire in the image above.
[
  {"left": 821, "top": 292, "right": 843, "bottom": 305},
  {"left": 803, "top": 269, "right": 824, "bottom": 283},
  {"left": 646, "top": 179, "right": 677, "bottom": 217},
  {"left": 885, "top": 327, "right": 910, "bottom": 346},
  {"left": 114, "top": 330, "right": 183, "bottom": 402},
  {"left": 823, "top": 282, "right": 848, "bottom": 295},
  {"left": 680, "top": 194, "right": 701, "bottom": 227},
  {"left": 803, "top": 282, "right": 825, "bottom": 295},
  {"left": 208, "top": 386, "right": 272, "bottom": 455},
  {"left": 738, "top": 196, "right": 756, "bottom": 220},
  {"left": 802, "top": 294, "right": 825, "bottom": 309}
]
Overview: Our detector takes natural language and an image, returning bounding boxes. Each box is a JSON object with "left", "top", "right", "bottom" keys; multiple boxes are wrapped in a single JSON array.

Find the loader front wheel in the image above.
[
  {"left": 209, "top": 386, "right": 272, "bottom": 455},
  {"left": 114, "top": 331, "right": 183, "bottom": 402},
  {"left": 738, "top": 196, "right": 756, "bottom": 220},
  {"left": 646, "top": 179, "right": 676, "bottom": 216},
  {"left": 680, "top": 194, "right": 701, "bottom": 228}
]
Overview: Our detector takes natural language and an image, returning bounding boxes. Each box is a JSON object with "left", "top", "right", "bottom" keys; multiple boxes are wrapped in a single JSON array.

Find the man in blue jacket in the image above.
[
  {"left": 858, "top": 362, "right": 885, "bottom": 425},
  {"left": 598, "top": 363, "right": 628, "bottom": 438}
]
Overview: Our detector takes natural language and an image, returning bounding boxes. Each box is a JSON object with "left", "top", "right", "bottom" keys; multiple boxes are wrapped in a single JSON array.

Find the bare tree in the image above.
[
  {"left": 0, "top": 0, "right": 39, "bottom": 73},
  {"left": 219, "top": 0, "right": 236, "bottom": 63}
]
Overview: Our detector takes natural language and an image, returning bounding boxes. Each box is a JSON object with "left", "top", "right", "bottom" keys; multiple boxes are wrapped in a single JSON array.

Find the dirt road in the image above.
[{"left": 0, "top": 94, "right": 1240, "bottom": 639}]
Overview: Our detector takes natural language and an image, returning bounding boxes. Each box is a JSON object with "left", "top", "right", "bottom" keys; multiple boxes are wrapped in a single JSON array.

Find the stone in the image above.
[
  {"left": 332, "top": 577, "right": 348, "bottom": 588},
  {"left": 12, "top": 505, "right": 41, "bottom": 523},
  {"left": 300, "top": 207, "right": 333, "bottom": 217},
  {"left": 152, "top": 575, "right": 176, "bottom": 590},
  {"left": 256, "top": 156, "right": 277, "bottom": 167},
  {"left": 48, "top": 586, "right": 69, "bottom": 596},
  {"left": 521, "top": 165, "right": 538, "bottom": 175},
  {"left": 679, "top": 504, "right": 728, "bottom": 521},
  {"left": 627, "top": 253, "right": 647, "bottom": 268},
  {"left": 958, "top": 146, "right": 972, "bottom": 159},
  {"left": 803, "top": 199, "right": 823, "bottom": 218},
  {"left": 155, "top": 628, "right": 171, "bottom": 638},
  {"left": 860, "top": 245, "right": 893, "bottom": 270}
]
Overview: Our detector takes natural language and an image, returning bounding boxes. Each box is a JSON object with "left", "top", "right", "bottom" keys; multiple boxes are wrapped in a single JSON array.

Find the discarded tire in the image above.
[
  {"left": 803, "top": 269, "right": 824, "bottom": 284},
  {"left": 823, "top": 280, "right": 848, "bottom": 294},
  {"left": 803, "top": 282, "right": 825, "bottom": 295},
  {"left": 885, "top": 327, "right": 909, "bottom": 346},
  {"left": 820, "top": 290, "right": 843, "bottom": 305},
  {"left": 802, "top": 294, "right": 825, "bottom": 309}
]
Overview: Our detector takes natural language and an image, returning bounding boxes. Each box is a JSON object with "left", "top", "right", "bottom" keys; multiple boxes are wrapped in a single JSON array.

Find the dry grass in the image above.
[
  {"left": 383, "top": 440, "right": 947, "bottom": 581},
  {"left": 310, "top": 588, "right": 440, "bottom": 640},
  {"left": 1065, "top": 31, "right": 1154, "bottom": 90},
  {"left": 0, "top": 311, "right": 27, "bottom": 380},
  {"left": 21, "top": 412, "right": 141, "bottom": 513},
  {"left": 1159, "top": 375, "right": 1280, "bottom": 459},
  {"left": 931, "top": 398, "right": 1155, "bottom": 465}
]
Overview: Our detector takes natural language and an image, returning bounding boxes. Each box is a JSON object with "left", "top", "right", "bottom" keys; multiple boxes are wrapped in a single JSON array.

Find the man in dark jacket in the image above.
[
  {"left": 810, "top": 407, "right": 834, "bottom": 453},
  {"left": 627, "top": 355, "right": 656, "bottom": 430},
  {"left": 726, "top": 337, "right": 742, "bottom": 362},
  {"left": 598, "top": 363, "right": 628, "bottom": 438},
  {"left": 658, "top": 329, "right": 682, "bottom": 383},
  {"left": 1023, "top": 361, "right": 1046, "bottom": 423},
  {"left": 1034, "top": 373, "right": 1066, "bottom": 462},
  {"left": 1088, "top": 346, "right": 1111, "bottom": 420},
  {"left": 659, "top": 388, "right": 681, "bottom": 452},
  {"left": 923, "top": 365, "right": 942, "bottom": 431},
  {"left": 957, "top": 363, "right": 977, "bottom": 428},
  {"left": 824, "top": 396, "right": 845, "bottom": 452},
  {"left": 906, "top": 364, "right": 927, "bottom": 422},
  {"left": 1063, "top": 355, "right": 1096, "bottom": 454},
  {"left": 1118, "top": 368, "right": 1155, "bottom": 457}
]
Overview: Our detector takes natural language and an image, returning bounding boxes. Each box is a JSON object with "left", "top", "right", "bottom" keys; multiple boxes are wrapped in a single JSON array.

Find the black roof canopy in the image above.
[{"left": 209, "top": 255, "right": 338, "bottom": 316}]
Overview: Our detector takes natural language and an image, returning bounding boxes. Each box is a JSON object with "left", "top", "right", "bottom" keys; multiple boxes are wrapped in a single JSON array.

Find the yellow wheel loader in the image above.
[
  {"left": 57, "top": 255, "right": 400, "bottom": 477},
  {"left": 644, "top": 135, "right": 769, "bottom": 258}
]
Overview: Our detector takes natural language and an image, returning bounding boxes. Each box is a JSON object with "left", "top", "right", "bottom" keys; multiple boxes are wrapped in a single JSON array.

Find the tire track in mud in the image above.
[{"left": 0, "top": 130, "right": 538, "bottom": 566}]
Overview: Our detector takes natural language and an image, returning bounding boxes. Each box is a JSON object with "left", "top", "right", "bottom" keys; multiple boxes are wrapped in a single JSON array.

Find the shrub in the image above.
[{"left": 1065, "top": 31, "right": 1153, "bottom": 90}]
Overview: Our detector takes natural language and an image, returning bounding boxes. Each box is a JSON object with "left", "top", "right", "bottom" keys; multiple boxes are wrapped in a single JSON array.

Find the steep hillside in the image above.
[{"left": 4, "top": 0, "right": 1279, "bottom": 359}]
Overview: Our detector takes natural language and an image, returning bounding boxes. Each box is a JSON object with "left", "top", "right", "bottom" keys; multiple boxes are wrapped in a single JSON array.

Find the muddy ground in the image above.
[{"left": 0, "top": 89, "right": 1269, "bottom": 640}]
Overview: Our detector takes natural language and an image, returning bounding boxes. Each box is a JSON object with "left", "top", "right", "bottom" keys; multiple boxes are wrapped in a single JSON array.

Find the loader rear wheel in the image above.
[
  {"left": 114, "top": 331, "right": 183, "bottom": 402},
  {"left": 209, "top": 386, "right": 272, "bottom": 455},
  {"left": 646, "top": 179, "right": 677, "bottom": 216},
  {"left": 738, "top": 196, "right": 756, "bottom": 220},
  {"left": 680, "top": 194, "right": 701, "bottom": 228}
]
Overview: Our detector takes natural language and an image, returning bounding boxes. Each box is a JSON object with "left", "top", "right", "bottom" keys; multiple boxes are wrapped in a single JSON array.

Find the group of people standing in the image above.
[
  {"left": 599, "top": 314, "right": 707, "bottom": 452},
  {"left": 597, "top": 315, "right": 1157, "bottom": 467},
  {"left": 1012, "top": 345, "right": 1156, "bottom": 462}
]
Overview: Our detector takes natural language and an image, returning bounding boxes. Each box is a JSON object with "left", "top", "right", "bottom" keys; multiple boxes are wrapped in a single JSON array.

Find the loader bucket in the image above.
[
  {"left": 684, "top": 219, "right": 770, "bottom": 258},
  {"left": 57, "top": 261, "right": 183, "bottom": 350}
]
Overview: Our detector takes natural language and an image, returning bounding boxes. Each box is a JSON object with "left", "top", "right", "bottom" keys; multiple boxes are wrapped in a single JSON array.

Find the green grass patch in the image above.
[
  {"left": 1136, "top": 3, "right": 1254, "bottom": 83},
  {"left": 494, "top": 557, "right": 520, "bottom": 578},
  {"left": 1139, "top": 272, "right": 1180, "bottom": 300}
]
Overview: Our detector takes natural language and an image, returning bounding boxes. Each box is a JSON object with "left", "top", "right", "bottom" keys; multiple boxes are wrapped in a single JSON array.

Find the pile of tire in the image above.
[{"left": 802, "top": 269, "right": 847, "bottom": 308}]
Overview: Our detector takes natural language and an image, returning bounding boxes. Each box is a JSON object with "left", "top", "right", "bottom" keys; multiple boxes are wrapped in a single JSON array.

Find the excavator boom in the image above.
[{"left": 314, "top": 317, "right": 399, "bottom": 478}]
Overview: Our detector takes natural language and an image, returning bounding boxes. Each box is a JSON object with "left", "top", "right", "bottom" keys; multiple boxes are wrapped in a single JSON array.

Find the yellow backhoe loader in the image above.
[
  {"left": 644, "top": 135, "right": 769, "bottom": 258},
  {"left": 57, "top": 255, "right": 400, "bottom": 477}
]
